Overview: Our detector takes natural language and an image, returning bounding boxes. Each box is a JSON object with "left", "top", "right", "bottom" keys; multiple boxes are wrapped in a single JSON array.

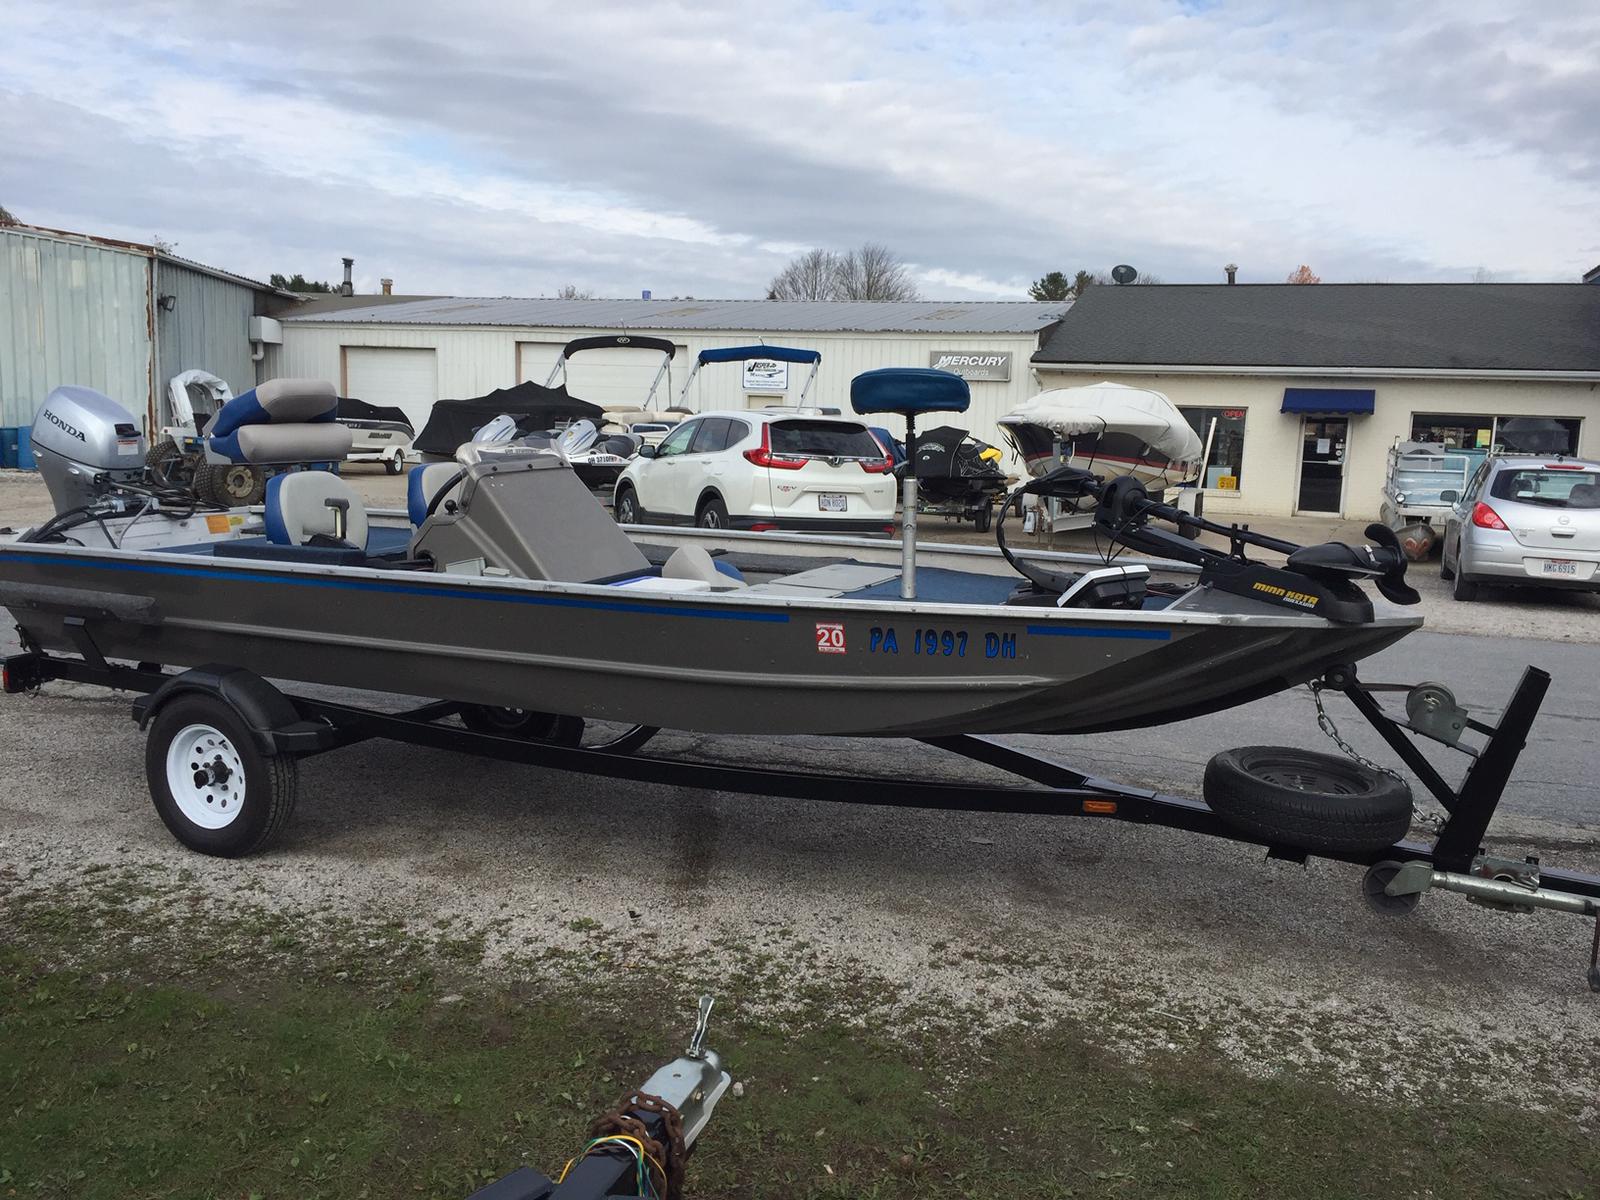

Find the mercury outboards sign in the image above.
[{"left": 928, "top": 351, "right": 1011, "bottom": 382}]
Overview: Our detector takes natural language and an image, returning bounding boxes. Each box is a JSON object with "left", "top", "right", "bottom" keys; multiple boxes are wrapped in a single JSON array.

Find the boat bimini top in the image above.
[
  {"left": 676, "top": 345, "right": 823, "bottom": 409},
  {"left": 543, "top": 334, "right": 679, "bottom": 412}
]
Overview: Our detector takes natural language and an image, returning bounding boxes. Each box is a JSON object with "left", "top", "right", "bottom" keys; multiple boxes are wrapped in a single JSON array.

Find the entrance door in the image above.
[{"left": 1297, "top": 417, "right": 1347, "bottom": 513}]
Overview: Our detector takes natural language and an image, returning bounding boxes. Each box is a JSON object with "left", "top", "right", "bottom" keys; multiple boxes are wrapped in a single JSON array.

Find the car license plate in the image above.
[
  {"left": 1542, "top": 559, "right": 1578, "bottom": 575},
  {"left": 818, "top": 493, "right": 847, "bottom": 513}
]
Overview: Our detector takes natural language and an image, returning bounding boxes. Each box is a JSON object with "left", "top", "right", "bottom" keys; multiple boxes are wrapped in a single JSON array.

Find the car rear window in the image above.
[
  {"left": 1489, "top": 468, "right": 1600, "bottom": 508},
  {"left": 770, "top": 420, "right": 882, "bottom": 458}
]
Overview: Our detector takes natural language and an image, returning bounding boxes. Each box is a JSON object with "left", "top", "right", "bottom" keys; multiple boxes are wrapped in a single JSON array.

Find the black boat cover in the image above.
[
  {"left": 413, "top": 382, "right": 606, "bottom": 456},
  {"left": 337, "top": 396, "right": 415, "bottom": 434},
  {"left": 913, "top": 425, "right": 1006, "bottom": 480}
]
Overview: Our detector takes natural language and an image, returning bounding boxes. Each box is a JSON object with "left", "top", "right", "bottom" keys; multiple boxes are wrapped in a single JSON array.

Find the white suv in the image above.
[{"left": 612, "top": 409, "right": 897, "bottom": 533}]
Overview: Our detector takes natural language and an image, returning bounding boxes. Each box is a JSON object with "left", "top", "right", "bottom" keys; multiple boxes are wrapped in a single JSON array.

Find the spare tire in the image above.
[{"left": 1203, "top": 745, "right": 1412, "bottom": 853}]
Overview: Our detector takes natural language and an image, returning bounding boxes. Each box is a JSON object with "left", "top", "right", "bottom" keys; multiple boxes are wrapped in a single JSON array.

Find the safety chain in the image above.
[
  {"left": 1309, "top": 682, "right": 1445, "bottom": 832},
  {"left": 588, "top": 1089, "right": 687, "bottom": 1200}
]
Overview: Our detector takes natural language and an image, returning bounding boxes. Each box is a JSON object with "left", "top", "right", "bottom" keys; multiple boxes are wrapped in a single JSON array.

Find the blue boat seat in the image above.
[
  {"left": 407, "top": 462, "right": 465, "bottom": 526},
  {"left": 264, "top": 471, "right": 369, "bottom": 550},
  {"left": 850, "top": 368, "right": 970, "bottom": 417},
  {"left": 206, "top": 378, "right": 353, "bottom": 465}
]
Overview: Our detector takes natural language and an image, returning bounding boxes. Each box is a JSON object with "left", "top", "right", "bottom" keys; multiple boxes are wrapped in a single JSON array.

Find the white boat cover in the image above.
[{"left": 998, "top": 381, "right": 1203, "bottom": 464}]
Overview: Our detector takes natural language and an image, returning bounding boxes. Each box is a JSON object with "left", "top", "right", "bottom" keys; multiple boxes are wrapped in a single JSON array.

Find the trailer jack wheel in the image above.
[
  {"left": 145, "top": 695, "right": 298, "bottom": 857},
  {"left": 1361, "top": 860, "right": 1421, "bottom": 917}
]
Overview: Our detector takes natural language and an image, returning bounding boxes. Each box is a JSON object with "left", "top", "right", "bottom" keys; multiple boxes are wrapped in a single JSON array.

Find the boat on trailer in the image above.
[{"left": 3, "top": 368, "right": 1597, "bottom": 987}]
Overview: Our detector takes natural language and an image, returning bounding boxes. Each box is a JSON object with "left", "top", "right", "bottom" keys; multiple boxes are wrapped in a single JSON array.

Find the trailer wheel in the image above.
[
  {"left": 195, "top": 463, "right": 265, "bottom": 507},
  {"left": 384, "top": 453, "right": 403, "bottom": 476},
  {"left": 1361, "top": 860, "right": 1421, "bottom": 917},
  {"left": 460, "top": 705, "right": 585, "bottom": 746},
  {"left": 145, "top": 696, "right": 298, "bottom": 857},
  {"left": 1203, "top": 746, "right": 1412, "bottom": 854},
  {"left": 973, "top": 504, "right": 992, "bottom": 533}
]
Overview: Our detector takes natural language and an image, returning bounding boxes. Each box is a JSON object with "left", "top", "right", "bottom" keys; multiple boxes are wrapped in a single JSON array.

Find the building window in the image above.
[
  {"left": 1410, "top": 413, "right": 1581, "bottom": 456},
  {"left": 1179, "top": 407, "right": 1247, "bottom": 491}
]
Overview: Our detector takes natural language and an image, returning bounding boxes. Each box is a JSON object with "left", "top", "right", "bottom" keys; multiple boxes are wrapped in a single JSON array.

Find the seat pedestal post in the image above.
[{"left": 901, "top": 415, "right": 917, "bottom": 600}]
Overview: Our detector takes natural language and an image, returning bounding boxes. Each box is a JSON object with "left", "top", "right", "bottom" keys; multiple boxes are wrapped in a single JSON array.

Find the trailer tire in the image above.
[
  {"left": 973, "top": 504, "right": 992, "bottom": 534},
  {"left": 460, "top": 704, "right": 585, "bottom": 746},
  {"left": 1203, "top": 745, "right": 1411, "bottom": 854},
  {"left": 145, "top": 695, "right": 298, "bottom": 857}
]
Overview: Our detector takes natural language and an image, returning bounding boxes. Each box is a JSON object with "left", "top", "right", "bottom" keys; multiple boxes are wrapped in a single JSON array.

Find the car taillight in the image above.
[
  {"left": 860, "top": 456, "right": 894, "bottom": 473},
  {"left": 742, "top": 426, "right": 805, "bottom": 470},
  {"left": 1471, "top": 502, "right": 1508, "bottom": 530}
]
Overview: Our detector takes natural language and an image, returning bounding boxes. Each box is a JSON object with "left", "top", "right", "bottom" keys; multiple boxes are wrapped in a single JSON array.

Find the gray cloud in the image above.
[{"left": 2, "top": 0, "right": 1594, "bottom": 297}]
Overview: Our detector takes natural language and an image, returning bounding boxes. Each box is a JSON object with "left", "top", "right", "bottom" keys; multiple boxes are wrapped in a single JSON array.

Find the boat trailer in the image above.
[{"left": 5, "top": 642, "right": 1599, "bottom": 992}]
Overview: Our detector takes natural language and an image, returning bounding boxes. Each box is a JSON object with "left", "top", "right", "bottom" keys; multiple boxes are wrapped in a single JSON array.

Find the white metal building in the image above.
[
  {"left": 268, "top": 298, "right": 1068, "bottom": 464},
  {"left": 0, "top": 223, "right": 289, "bottom": 435}
]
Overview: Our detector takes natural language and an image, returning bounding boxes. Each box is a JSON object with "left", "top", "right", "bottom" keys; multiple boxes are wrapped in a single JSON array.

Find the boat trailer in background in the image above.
[{"left": 4, "top": 639, "right": 1598, "bottom": 992}]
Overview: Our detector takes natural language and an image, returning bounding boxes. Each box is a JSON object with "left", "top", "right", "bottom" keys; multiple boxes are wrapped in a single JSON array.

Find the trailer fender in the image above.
[{"left": 132, "top": 666, "right": 328, "bottom": 756}]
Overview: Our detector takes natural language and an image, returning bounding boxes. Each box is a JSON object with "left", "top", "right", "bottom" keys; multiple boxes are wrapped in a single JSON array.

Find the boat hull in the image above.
[{"left": 0, "top": 543, "right": 1417, "bottom": 738}]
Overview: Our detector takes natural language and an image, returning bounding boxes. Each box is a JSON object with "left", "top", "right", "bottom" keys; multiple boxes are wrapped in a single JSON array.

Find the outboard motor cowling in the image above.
[{"left": 32, "top": 386, "right": 147, "bottom": 512}]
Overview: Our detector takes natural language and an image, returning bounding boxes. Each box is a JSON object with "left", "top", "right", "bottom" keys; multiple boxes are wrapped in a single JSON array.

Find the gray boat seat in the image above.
[
  {"left": 206, "top": 378, "right": 353, "bottom": 465},
  {"left": 264, "top": 470, "right": 369, "bottom": 549},
  {"left": 407, "top": 462, "right": 465, "bottom": 525},
  {"left": 663, "top": 544, "right": 747, "bottom": 589}
]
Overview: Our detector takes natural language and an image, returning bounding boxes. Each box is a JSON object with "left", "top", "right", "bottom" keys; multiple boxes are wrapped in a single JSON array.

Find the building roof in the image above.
[
  {"left": 1033, "top": 283, "right": 1600, "bottom": 373},
  {"left": 275, "top": 292, "right": 443, "bottom": 316},
  {"left": 282, "top": 296, "right": 1069, "bottom": 335},
  {"left": 3, "top": 222, "right": 291, "bottom": 296}
]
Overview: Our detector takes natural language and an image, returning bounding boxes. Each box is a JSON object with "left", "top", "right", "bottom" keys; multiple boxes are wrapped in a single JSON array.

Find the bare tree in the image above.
[
  {"left": 0, "top": 202, "right": 16, "bottom": 227},
  {"left": 1286, "top": 264, "right": 1321, "bottom": 284},
  {"left": 766, "top": 248, "right": 842, "bottom": 300},
  {"left": 767, "top": 243, "right": 919, "bottom": 301},
  {"left": 150, "top": 235, "right": 177, "bottom": 254},
  {"left": 556, "top": 283, "right": 595, "bottom": 300},
  {"left": 835, "top": 242, "right": 919, "bottom": 301},
  {"left": 1471, "top": 267, "right": 1498, "bottom": 283}
]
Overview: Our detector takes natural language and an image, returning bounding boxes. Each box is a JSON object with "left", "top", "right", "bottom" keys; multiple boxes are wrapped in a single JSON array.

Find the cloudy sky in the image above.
[{"left": 4, "top": 1, "right": 1597, "bottom": 299}]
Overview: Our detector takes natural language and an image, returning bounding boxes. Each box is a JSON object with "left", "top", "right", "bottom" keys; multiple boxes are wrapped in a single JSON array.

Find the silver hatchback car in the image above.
[{"left": 1441, "top": 455, "right": 1600, "bottom": 600}]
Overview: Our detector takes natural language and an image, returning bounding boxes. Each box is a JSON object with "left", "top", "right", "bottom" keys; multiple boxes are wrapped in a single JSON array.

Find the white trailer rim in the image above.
[{"left": 166, "top": 723, "right": 246, "bottom": 829}]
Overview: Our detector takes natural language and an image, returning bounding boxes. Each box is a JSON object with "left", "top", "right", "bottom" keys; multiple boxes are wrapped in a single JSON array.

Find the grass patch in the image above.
[{"left": 0, "top": 870, "right": 1594, "bottom": 1199}]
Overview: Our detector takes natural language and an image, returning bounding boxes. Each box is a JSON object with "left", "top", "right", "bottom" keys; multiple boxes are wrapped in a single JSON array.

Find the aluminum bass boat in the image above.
[{"left": 1, "top": 371, "right": 1420, "bottom": 739}]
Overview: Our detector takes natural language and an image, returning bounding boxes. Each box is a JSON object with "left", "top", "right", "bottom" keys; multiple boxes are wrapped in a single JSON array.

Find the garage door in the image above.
[
  {"left": 518, "top": 341, "right": 685, "bottom": 408},
  {"left": 344, "top": 347, "right": 439, "bottom": 430}
]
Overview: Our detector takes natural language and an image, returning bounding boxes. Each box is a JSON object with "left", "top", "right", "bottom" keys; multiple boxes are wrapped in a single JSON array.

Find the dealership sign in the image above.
[
  {"left": 929, "top": 350, "right": 1012, "bottom": 382},
  {"left": 742, "top": 358, "right": 789, "bottom": 392}
]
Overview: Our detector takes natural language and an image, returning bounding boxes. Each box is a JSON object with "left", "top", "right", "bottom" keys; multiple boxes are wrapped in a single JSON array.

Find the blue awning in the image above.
[
  {"left": 697, "top": 344, "right": 821, "bottom": 365},
  {"left": 1281, "top": 388, "right": 1375, "bottom": 415}
]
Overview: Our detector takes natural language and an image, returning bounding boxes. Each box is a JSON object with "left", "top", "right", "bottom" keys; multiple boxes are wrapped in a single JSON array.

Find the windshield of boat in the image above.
[
  {"left": 770, "top": 420, "right": 881, "bottom": 459},
  {"left": 1488, "top": 466, "right": 1600, "bottom": 508}
]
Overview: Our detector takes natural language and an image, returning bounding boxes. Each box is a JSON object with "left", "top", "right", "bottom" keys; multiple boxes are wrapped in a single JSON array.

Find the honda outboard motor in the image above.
[{"left": 31, "top": 386, "right": 147, "bottom": 513}]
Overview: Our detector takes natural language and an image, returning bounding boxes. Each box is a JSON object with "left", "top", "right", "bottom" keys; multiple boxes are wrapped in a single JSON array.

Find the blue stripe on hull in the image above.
[
  {"left": 0, "top": 552, "right": 789, "bottom": 624},
  {"left": 1026, "top": 624, "right": 1171, "bottom": 641}
]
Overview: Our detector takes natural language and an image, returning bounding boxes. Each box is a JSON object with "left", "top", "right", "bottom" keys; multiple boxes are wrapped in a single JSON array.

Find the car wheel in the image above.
[
  {"left": 697, "top": 497, "right": 729, "bottom": 529},
  {"left": 615, "top": 487, "right": 640, "bottom": 525},
  {"left": 1451, "top": 564, "right": 1480, "bottom": 602},
  {"left": 1438, "top": 538, "right": 1455, "bottom": 581}
]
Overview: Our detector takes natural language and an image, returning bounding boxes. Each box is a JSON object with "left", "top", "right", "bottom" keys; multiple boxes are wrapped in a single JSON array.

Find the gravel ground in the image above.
[{"left": 4, "top": 465, "right": 1600, "bottom": 1122}]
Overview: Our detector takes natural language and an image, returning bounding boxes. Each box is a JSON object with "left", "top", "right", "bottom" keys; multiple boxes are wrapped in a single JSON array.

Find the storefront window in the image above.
[
  {"left": 1179, "top": 407, "right": 1246, "bottom": 491},
  {"left": 1410, "top": 413, "right": 1580, "bottom": 455}
]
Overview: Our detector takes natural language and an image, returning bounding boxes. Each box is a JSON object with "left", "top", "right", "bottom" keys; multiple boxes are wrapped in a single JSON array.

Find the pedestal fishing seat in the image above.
[{"left": 850, "top": 367, "right": 971, "bottom": 600}]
